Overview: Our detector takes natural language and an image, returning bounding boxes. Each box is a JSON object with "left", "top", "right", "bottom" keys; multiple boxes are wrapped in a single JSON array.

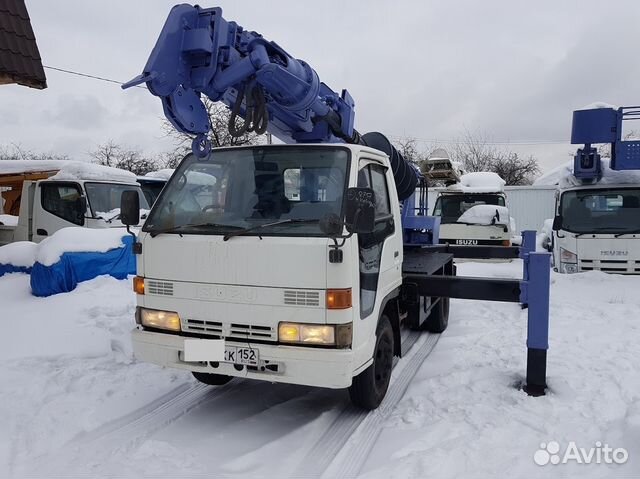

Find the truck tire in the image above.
[
  {"left": 192, "top": 371, "right": 233, "bottom": 386},
  {"left": 423, "top": 297, "right": 449, "bottom": 333},
  {"left": 348, "top": 315, "right": 394, "bottom": 410}
]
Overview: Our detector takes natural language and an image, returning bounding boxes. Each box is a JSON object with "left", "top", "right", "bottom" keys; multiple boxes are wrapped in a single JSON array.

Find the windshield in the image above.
[
  {"left": 433, "top": 194, "right": 505, "bottom": 224},
  {"left": 143, "top": 146, "right": 350, "bottom": 237},
  {"left": 560, "top": 188, "right": 640, "bottom": 234},
  {"left": 85, "top": 182, "right": 150, "bottom": 220}
]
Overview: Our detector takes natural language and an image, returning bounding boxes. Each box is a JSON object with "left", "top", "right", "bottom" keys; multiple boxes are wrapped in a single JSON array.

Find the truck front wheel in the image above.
[
  {"left": 349, "top": 315, "right": 394, "bottom": 410},
  {"left": 192, "top": 371, "right": 233, "bottom": 386}
]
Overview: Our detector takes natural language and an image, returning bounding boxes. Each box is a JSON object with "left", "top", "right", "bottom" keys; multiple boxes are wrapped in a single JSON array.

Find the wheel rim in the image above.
[{"left": 374, "top": 332, "right": 393, "bottom": 392}]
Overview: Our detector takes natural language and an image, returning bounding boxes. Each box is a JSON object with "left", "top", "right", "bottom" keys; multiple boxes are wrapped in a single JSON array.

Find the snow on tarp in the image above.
[
  {"left": 51, "top": 162, "right": 137, "bottom": 183},
  {"left": 0, "top": 241, "right": 38, "bottom": 277},
  {"left": 30, "top": 228, "right": 136, "bottom": 297},
  {"left": 534, "top": 158, "right": 640, "bottom": 189},
  {"left": 0, "top": 214, "right": 18, "bottom": 226},
  {"left": 448, "top": 172, "right": 506, "bottom": 193},
  {"left": 457, "top": 204, "right": 510, "bottom": 226}
]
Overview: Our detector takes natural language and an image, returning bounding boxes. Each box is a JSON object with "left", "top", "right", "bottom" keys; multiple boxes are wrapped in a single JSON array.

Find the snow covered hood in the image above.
[
  {"left": 457, "top": 204, "right": 510, "bottom": 226},
  {"left": 446, "top": 172, "right": 506, "bottom": 193}
]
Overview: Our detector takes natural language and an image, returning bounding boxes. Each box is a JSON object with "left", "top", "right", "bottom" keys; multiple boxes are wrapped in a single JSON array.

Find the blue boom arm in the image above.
[
  {"left": 571, "top": 106, "right": 640, "bottom": 181},
  {"left": 124, "top": 3, "right": 436, "bottom": 242},
  {"left": 122, "top": 4, "right": 360, "bottom": 152}
]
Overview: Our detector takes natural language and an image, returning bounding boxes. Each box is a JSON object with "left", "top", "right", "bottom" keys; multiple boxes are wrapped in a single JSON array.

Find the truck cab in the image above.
[
  {"left": 551, "top": 183, "right": 640, "bottom": 274},
  {"left": 432, "top": 191, "right": 511, "bottom": 246},
  {"left": 130, "top": 144, "right": 452, "bottom": 409},
  {"left": 1, "top": 172, "right": 149, "bottom": 246}
]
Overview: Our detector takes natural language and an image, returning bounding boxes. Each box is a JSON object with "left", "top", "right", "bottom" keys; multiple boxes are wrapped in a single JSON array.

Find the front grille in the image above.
[
  {"left": 147, "top": 280, "right": 174, "bottom": 296},
  {"left": 579, "top": 259, "right": 639, "bottom": 274},
  {"left": 283, "top": 290, "right": 321, "bottom": 306},
  {"left": 183, "top": 319, "right": 276, "bottom": 341}
]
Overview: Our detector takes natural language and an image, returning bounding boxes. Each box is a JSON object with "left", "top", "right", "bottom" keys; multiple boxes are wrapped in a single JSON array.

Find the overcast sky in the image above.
[{"left": 2, "top": 0, "right": 640, "bottom": 173}]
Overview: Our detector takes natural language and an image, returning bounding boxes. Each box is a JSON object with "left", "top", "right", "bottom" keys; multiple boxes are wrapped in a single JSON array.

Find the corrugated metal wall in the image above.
[{"left": 427, "top": 186, "right": 557, "bottom": 233}]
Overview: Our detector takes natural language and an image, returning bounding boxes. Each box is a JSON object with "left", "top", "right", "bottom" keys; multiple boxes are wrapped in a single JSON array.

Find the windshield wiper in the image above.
[
  {"left": 223, "top": 219, "right": 319, "bottom": 241},
  {"left": 149, "top": 222, "right": 243, "bottom": 238},
  {"left": 614, "top": 230, "right": 640, "bottom": 238}
]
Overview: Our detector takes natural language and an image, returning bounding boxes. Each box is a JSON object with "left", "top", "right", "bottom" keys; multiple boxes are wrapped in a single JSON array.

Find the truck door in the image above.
[
  {"left": 357, "top": 160, "right": 399, "bottom": 319},
  {"left": 33, "top": 182, "right": 86, "bottom": 242}
]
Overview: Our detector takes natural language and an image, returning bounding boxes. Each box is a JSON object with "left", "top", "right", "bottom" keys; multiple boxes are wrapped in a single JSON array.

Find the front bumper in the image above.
[{"left": 132, "top": 328, "right": 354, "bottom": 389}]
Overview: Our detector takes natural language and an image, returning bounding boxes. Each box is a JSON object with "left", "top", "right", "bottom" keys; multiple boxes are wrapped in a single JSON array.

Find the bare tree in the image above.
[
  {"left": 0, "top": 144, "right": 69, "bottom": 161},
  {"left": 450, "top": 131, "right": 540, "bottom": 185},
  {"left": 393, "top": 137, "right": 427, "bottom": 164},
  {"left": 89, "top": 141, "right": 158, "bottom": 176},
  {"left": 162, "top": 98, "right": 261, "bottom": 155}
]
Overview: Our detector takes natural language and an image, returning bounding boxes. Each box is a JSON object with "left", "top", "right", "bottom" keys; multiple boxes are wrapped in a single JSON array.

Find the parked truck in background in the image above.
[
  {"left": 432, "top": 173, "right": 512, "bottom": 247},
  {"left": 539, "top": 104, "right": 640, "bottom": 274},
  {"left": 0, "top": 161, "right": 149, "bottom": 246},
  {"left": 550, "top": 177, "right": 640, "bottom": 274}
]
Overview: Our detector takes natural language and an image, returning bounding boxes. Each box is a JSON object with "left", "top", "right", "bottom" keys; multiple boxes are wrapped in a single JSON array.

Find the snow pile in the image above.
[
  {"left": 0, "top": 241, "right": 37, "bottom": 268},
  {"left": 51, "top": 162, "right": 137, "bottom": 184},
  {"left": 2, "top": 261, "right": 640, "bottom": 477},
  {"left": 35, "top": 227, "right": 130, "bottom": 266},
  {"left": 0, "top": 159, "right": 68, "bottom": 175},
  {"left": 145, "top": 169, "right": 174, "bottom": 180},
  {"left": 535, "top": 157, "right": 640, "bottom": 189},
  {"left": 457, "top": 204, "right": 510, "bottom": 226},
  {"left": 449, "top": 172, "right": 506, "bottom": 193},
  {"left": 579, "top": 101, "right": 617, "bottom": 110},
  {"left": 0, "top": 214, "right": 18, "bottom": 226}
]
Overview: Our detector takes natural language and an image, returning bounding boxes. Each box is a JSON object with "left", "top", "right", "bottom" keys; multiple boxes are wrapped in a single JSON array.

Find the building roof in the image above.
[{"left": 0, "top": 0, "right": 46, "bottom": 89}]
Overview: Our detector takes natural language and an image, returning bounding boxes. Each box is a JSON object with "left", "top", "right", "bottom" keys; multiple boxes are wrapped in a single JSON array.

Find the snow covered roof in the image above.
[
  {"left": 51, "top": 162, "right": 137, "bottom": 184},
  {"left": 578, "top": 101, "right": 618, "bottom": 111},
  {"left": 446, "top": 172, "right": 506, "bottom": 193},
  {"left": 145, "top": 169, "right": 174, "bottom": 180},
  {"left": 0, "top": 160, "right": 137, "bottom": 184},
  {"left": 534, "top": 158, "right": 640, "bottom": 189},
  {"left": 0, "top": 160, "right": 68, "bottom": 176}
]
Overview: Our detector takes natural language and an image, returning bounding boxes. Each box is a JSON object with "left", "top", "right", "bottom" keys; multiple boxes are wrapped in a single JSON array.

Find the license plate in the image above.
[{"left": 224, "top": 346, "right": 259, "bottom": 366}]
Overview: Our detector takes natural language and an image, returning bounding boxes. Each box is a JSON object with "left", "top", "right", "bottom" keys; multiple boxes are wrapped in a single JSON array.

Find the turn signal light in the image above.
[
  {"left": 326, "top": 288, "right": 352, "bottom": 309},
  {"left": 133, "top": 276, "right": 145, "bottom": 295},
  {"left": 502, "top": 239, "right": 511, "bottom": 247}
]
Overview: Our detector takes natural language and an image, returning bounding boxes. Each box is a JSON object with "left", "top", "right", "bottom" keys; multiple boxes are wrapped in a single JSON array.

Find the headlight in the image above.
[
  {"left": 278, "top": 322, "right": 352, "bottom": 348},
  {"left": 560, "top": 247, "right": 577, "bottom": 264},
  {"left": 138, "top": 307, "right": 181, "bottom": 331}
]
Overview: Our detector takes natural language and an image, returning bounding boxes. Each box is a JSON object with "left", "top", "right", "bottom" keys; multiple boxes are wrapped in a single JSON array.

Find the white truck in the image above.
[
  {"left": 125, "top": 144, "right": 454, "bottom": 410},
  {"left": 432, "top": 172, "right": 512, "bottom": 247},
  {"left": 0, "top": 161, "right": 149, "bottom": 247},
  {"left": 550, "top": 181, "right": 640, "bottom": 274}
]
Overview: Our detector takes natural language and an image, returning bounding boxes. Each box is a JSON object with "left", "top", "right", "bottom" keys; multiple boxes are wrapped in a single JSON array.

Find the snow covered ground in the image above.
[{"left": 1, "top": 261, "right": 638, "bottom": 478}]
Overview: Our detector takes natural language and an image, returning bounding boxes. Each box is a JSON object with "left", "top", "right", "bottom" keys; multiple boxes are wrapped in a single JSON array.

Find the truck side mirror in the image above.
[
  {"left": 75, "top": 196, "right": 87, "bottom": 226},
  {"left": 344, "top": 187, "right": 375, "bottom": 234},
  {"left": 120, "top": 190, "right": 140, "bottom": 226},
  {"left": 552, "top": 215, "right": 562, "bottom": 231}
]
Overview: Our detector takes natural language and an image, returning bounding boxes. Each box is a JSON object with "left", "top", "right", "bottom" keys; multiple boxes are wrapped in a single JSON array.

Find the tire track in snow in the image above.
[
  {"left": 76, "top": 380, "right": 242, "bottom": 449},
  {"left": 290, "top": 331, "right": 440, "bottom": 479},
  {"left": 322, "top": 332, "right": 440, "bottom": 478}
]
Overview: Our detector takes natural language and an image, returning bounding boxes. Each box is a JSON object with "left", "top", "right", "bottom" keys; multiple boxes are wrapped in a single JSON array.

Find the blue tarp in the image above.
[
  {"left": 30, "top": 235, "right": 136, "bottom": 297},
  {"left": 0, "top": 264, "right": 31, "bottom": 277}
]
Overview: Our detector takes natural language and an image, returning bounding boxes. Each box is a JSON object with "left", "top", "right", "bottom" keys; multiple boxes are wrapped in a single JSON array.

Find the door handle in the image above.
[
  {"left": 394, "top": 251, "right": 399, "bottom": 258},
  {"left": 36, "top": 228, "right": 48, "bottom": 236}
]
